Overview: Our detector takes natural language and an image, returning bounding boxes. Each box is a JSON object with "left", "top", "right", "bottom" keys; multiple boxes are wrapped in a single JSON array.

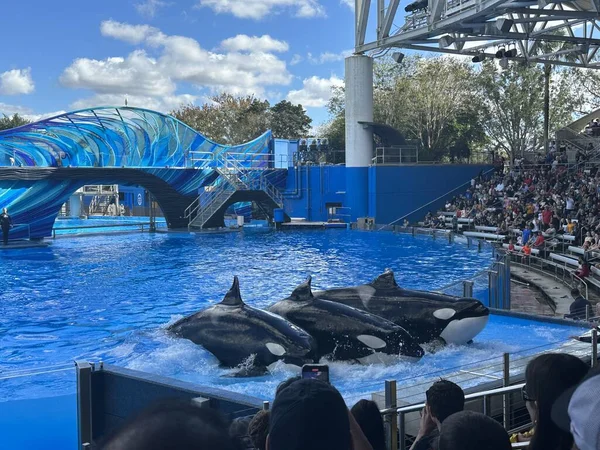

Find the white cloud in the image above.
[
  {"left": 100, "top": 20, "right": 158, "bottom": 44},
  {"left": 70, "top": 93, "right": 197, "bottom": 112},
  {"left": 221, "top": 35, "right": 289, "bottom": 53},
  {"left": 287, "top": 75, "right": 343, "bottom": 108},
  {"left": 341, "top": 0, "right": 354, "bottom": 11},
  {"left": 0, "top": 102, "right": 33, "bottom": 116},
  {"left": 197, "top": 0, "right": 326, "bottom": 20},
  {"left": 135, "top": 0, "right": 171, "bottom": 18},
  {"left": 24, "top": 111, "right": 68, "bottom": 122},
  {"left": 290, "top": 54, "right": 303, "bottom": 65},
  {"left": 60, "top": 50, "right": 176, "bottom": 97},
  {"left": 61, "top": 22, "right": 294, "bottom": 113},
  {"left": 0, "top": 68, "right": 35, "bottom": 95},
  {"left": 307, "top": 49, "right": 352, "bottom": 64}
]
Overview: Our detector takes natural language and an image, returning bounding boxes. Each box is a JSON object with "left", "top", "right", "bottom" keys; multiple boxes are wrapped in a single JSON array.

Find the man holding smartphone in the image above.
[{"left": 410, "top": 380, "right": 465, "bottom": 450}]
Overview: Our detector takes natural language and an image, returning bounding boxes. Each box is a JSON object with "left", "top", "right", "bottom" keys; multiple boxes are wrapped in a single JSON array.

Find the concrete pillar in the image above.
[
  {"left": 345, "top": 55, "right": 373, "bottom": 221},
  {"left": 69, "top": 195, "right": 82, "bottom": 217}
]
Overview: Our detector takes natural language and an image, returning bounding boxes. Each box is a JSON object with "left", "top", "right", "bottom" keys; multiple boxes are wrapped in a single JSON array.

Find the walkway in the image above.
[{"left": 510, "top": 266, "right": 574, "bottom": 317}]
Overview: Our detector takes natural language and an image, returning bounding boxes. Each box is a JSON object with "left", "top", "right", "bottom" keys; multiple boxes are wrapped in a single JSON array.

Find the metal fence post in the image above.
[
  {"left": 262, "top": 401, "right": 270, "bottom": 411},
  {"left": 463, "top": 280, "right": 474, "bottom": 298},
  {"left": 478, "top": 239, "right": 482, "bottom": 252},
  {"left": 76, "top": 361, "right": 93, "bottom": 449},
  {"left": 385, "top": 380, "right": 398, "bottom": 450},
  {"left": 503, "top": 353, "right": 510, "bottom": 430},
  {"left": 592, "top": 330, "right": 598, "bottom": 368}
]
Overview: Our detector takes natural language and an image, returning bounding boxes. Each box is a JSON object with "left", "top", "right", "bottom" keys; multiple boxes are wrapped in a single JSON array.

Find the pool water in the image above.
[{"left": 0, "top": 228, "right": 587, "bottom": 449}]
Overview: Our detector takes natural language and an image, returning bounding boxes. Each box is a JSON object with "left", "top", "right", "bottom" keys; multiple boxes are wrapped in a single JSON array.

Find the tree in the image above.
[
  {"left": 270, "top": 100, "right": 312, "bottom": 139},
  {"left": 318, "top": 86, "right": 346, "bottom": 151},
  {"left": 373, "top": 56, "right": 486, "bottom": 161},
  {"left": 476, "top": 61, "right": 583, "bottom": 164},
  {"left": 172, "top": 94, "right": 271, "bottom": 145},
  {"left": 0, "top": 113, "right": 30, "bottom": 131}
]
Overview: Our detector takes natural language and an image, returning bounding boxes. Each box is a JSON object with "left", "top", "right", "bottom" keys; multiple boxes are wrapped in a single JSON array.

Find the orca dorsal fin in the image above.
[
  {"left": 220, "top": 276, "right": 245, "bottom": 306},
  {"left": 289, "top": 276, "right": 314, "bottom": 301},
  {"left": 370, "top": 269, "right": 399, "bottom": 289}
]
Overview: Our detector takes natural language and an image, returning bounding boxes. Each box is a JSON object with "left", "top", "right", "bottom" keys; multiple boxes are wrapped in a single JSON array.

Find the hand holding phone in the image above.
[{"left": 301, "top": 364, "right": 329, "bottom": 383}]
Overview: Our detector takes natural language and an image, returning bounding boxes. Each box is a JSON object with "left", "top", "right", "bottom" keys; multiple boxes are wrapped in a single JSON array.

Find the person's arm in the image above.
[{"left": 348, "top": 409, "right": 373, "bottom": 450}]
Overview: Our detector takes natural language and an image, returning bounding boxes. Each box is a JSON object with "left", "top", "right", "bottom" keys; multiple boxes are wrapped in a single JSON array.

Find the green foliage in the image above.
[
  {"left": 270, "top": 100, "right": 312, "bottom": 139},
  {"left": 172, "top": 95, "right": 312, "bottom": 144},
  {"left": 0, "top": 113, "right": 30, "bottom": 131}
]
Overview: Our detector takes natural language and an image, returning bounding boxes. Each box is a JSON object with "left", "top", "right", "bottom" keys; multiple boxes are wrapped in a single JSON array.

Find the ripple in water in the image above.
[{"left": 0, "top": 229, "right": 585, "bottom": 402}]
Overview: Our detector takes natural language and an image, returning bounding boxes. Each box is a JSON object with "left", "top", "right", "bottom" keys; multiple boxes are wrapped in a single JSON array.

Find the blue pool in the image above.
[{"left": 0, "top": 228, "right": 586, "bottom": 449}]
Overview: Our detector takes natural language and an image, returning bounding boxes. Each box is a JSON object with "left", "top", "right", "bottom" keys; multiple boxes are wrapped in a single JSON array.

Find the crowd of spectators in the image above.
[
  {"left": 426, "top": 161, "right": 600, "bottom": 268},
  {"left": 96, "top": 352, "right": 600, "bottom": 450}
]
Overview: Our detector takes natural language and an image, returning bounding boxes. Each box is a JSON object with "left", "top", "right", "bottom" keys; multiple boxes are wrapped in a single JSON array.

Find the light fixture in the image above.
[
  {"left": 392, "top": 52, "right": 405, "bottom": 64},
  {"left": 472, "top": 53, "right": 486, "bottom": 63},
  {"left": 439, "top": 35, "right": 455, "bottom": 48},
  {"left": 496, "top": 47, "right": 506, "bottom": 58},
  {"left": 505, "top": 48, "right": 518, "bottom": 58}
]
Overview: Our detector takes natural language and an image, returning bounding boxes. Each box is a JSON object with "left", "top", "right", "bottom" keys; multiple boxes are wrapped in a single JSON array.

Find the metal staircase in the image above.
[{"left": 185, "top": 152, "right": 284, "bottom": 230}]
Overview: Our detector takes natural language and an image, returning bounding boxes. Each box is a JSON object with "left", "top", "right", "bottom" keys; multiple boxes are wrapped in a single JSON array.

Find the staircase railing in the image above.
[{"left": 186, "top": 151, "right": 284, "bottom": 229}]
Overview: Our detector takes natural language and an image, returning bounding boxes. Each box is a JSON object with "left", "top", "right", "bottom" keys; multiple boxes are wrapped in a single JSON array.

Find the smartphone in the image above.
[{"left": 301, "top": 364, "right": 329, "bottom": 383}]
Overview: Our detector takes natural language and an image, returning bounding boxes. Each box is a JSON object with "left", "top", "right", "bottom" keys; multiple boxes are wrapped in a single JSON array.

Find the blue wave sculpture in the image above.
[{"left": 0, "top": 107, "right": 275, "bottom": 238}]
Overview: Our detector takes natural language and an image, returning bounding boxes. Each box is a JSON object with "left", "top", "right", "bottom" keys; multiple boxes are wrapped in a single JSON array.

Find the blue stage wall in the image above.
[
  {"left": 283, "top": 165, "right": 346, "bottom": 221},
  {"left": 283, "top": 164, "right": 492, "bottom": 223}
]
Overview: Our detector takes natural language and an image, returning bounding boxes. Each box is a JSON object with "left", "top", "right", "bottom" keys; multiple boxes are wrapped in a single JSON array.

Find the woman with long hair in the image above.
[{"left": 523, "top": 353, "right": 589, "bottom": 450}]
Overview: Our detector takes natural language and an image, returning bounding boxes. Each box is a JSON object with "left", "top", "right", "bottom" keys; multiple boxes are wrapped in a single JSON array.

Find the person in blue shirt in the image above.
[{"left": 522, "top": 225, "right": 531, "bottom": 246}]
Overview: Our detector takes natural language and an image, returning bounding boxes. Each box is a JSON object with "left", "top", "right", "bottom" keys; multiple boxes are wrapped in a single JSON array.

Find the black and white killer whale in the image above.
[
  {"left": 168, "top": 276, "right": 317, "bottom": 373},
  {"left": 268, "top": 276, "right": 425, "bottom": 362},
  {"left": 313, "top": 270, "right": 489, "bottom": 345}
]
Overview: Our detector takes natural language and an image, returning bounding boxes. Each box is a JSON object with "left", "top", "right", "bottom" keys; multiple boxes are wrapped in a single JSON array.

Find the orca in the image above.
[
  {"left": 168, "top": 276, "right": 317, "bottom": 374},
  {"left": 268, "top": 276, "right": 424, "bottom": 362},
  {"left": 313, "top": 269, "right": 489, "bottom": 345}
]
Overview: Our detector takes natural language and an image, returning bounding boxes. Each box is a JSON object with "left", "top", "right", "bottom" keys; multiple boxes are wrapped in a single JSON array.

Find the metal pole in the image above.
[
  {"left": 76, "top": 362, "right": 93, "bottom": 449},
  {"left": 463, "top": 280, "right": 474, "bottom": 298},
  {"left": 385, "top": 380, "right": 398, "bottom": 450},
  {"left": 503, "top": 353, "right": 510, "bottom": 430},
  {"left": 263, "top": 401, "right": 270, "bottom": 411},
  {"left": 592, "top": 330, "right": 598, "bottom": 368}
]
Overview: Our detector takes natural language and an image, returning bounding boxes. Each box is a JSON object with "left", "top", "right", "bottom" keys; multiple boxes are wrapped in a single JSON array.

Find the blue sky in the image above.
[{"left": 0, "top": 0, "right": 358, "bottom": 129}]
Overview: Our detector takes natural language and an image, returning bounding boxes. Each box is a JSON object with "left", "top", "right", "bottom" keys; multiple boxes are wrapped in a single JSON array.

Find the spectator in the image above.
[
  {"left": 532, "top": 232, "right": 545, "bottom": 248},
  {"left": 275, "top": 376, "right": 301, "bottom": 397},
  {"left": 101, "top": 399, "right": 236, "bottom": 450},
  {"left": 351, "top": 400, "right": 386, "bottom": 450},
  {"left": 437, "top": 411, "right": 511, "bottom": 450},
  {"left": 551, "top": 366, "right": 599, "bottom": 450},
  {"left": 574, "top": 257, "right": 591, "bottom": 279},
  {"left": 410, "top": 380, "right": 465, "bottom": 450},
  {"left": 568, "top": 288, "right": 591, "bottom": 320},
  {"left": 507, "top": 239, "right": 515, "bottom": 253},
  {"left": 248, "top": 410, "right": 270, "bottom": 450},
  {"left": 521, "top": 353, "right": 589, "bottom": 450},
  {"left": 267, "top": 379, "right": 372, "bottom": 450},
  {"left": 522, "top": 225, "right": 532, "bottom": 246},
  {"left": 0, "top": 208, "right": 13, "bottom": 246},
  {"left": 230, "top": 416, "right": 254, "bottom": 450}
]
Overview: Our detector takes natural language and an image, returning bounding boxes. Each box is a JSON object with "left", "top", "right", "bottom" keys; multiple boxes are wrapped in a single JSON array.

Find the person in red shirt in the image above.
[
  {"left": 542, "top": 206, "right": 553, "bottom": 229},
  {"left": 508, "top": 240, "right": 516, "bottom": 253},
  {"left": 533, "top": 232, "right": 545, "bottom": 248},
  {"left": 575, "top": 258, "right": 591, "bottom": 279}
]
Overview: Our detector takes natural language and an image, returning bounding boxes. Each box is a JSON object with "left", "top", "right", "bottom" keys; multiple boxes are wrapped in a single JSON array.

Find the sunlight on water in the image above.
[{"left": 0, "top": 229, "right": 584, "bottom": 403}]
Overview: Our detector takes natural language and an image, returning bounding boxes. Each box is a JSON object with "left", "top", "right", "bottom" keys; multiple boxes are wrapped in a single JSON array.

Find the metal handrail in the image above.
[
  {"left": 380, "top": 382, "right": 525, "bottom": 416},
  {"left": 379, "top": 167, "right": 496, "bottom": 230}
]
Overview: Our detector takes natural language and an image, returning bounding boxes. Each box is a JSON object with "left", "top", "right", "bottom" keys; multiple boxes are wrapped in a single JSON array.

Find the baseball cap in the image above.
[
  {"left": 268, "top": 379, "right": 350, "bottom": 450},
  {"left": 551, "top": 365, "right": 600, "bottom": 450}
]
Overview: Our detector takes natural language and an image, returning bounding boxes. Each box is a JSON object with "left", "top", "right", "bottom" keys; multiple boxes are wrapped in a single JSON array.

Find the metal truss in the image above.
[{"left": 355, "top": 0, "right": 600, "bottom": 67}]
